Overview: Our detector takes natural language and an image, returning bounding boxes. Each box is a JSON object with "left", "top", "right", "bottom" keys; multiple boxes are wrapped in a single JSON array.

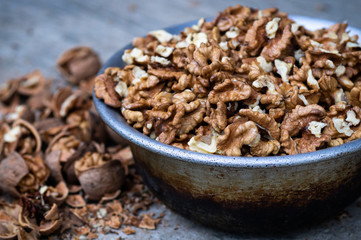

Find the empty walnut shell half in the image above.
[
  {"left": 45, "top": 181, "right": 69, "bottom": 205},
  {"left": 17, "top": 70, "right": 46, "bottom": 96},
  {"left": 18, "top": 154, "right": 50, "bottom": 193},
  {"left": 77, "top": 160, "right": 125, "bottom": 201},
  {"left": 57, "top": 46, "right": 101, "bottom": 85},
  {"left": 4, "top": 105, "right": 34, "bottom": 124},
  {"left": 0, "top": 152, "right": 29, "bottom": 197},
  {"left": 34, "top": 118, "right": 64, "bottom": 144},
  {"left": 52, "top": 87, "right": 91, "bottom": 118},
  {"left": 13, "top": 119, "right": 42, "bottom": 154},
  {"left": 0, "top": 221, "right": 18, "bottom": 240},
  {"left": 0, "top": 79, "right": 19, "bottom": 102}
]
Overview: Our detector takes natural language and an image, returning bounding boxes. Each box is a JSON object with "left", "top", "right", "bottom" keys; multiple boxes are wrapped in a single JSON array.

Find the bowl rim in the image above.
[{"left": 94, "top": 15, "right": 361, "bottom": 168}]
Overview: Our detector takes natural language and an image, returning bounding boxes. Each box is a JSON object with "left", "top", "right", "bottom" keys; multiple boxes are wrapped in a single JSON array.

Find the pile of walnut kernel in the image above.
[
  {"left": 95, "top": 5, "right": 361, "bottom": 156},
  {"left": 0, "top": 47, "right": 163, "bottom": 239}
]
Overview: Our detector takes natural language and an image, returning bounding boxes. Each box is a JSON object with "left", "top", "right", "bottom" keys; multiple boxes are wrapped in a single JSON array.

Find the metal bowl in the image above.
[{"left": 94, "top": 16, "right": 361, "bottom": 233}]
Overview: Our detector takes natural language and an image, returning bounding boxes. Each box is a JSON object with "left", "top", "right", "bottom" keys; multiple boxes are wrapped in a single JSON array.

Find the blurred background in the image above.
[
  {"left": 1, "top": 0, "right": 361, "bottom": 239},
  {"left": 1, "top": 0, "right": 361, "bottom": 82}
]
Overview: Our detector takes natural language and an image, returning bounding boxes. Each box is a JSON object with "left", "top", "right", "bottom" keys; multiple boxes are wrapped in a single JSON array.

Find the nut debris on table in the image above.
[{"left": 0, "top": 46, "right": 164, "bottom": 239}]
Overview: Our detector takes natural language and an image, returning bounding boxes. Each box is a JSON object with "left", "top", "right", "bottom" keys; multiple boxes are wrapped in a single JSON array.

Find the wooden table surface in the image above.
[{"left": 1, "top": 0, "right": 361, "bottom": 239}]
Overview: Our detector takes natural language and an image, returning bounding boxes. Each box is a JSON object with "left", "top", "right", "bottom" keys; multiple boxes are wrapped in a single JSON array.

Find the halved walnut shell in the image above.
[
  {"left": 0, "top": 152, "right": 29, "bottom": 197},
  {"left": 17, "top": 154, "right": 50, "bottom": 193},
  {"left": 17, "top": 70, "right": 46, "bottom": 96},
  {"left": 45, "top": 181, "right": 69, "bottom": 205},
  {"left": 0, "top": 221, "right": 18, "bottom": 240},
  {"left": 0, "top": 79, "right": 19, "bottom": 102},
  {"left": 34, "top": 118, "right": 64, "bottom": 144},
  {"left": 11, "top": 119, "right": 42, "bottom": 154},
  {"left": 4, "top": 105, "right": 34, "bottom": 124},
  {"left": 76, "top": 159, "right": 125, "bottom": 201},
  {"left": 52, "top": 87, "right": 91, "bottom": 118},
  {"left": 57, "top": 46, "right": 101, "bottom": 85}
]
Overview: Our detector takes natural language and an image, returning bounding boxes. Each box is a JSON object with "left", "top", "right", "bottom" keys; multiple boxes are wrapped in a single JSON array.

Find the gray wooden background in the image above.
[{"left": 1, "top": 0, "right": 361, "bottom": 239}]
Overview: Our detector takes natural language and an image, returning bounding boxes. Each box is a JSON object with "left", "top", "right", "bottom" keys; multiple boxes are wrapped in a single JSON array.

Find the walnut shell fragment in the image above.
[
  {"left": 110, "top": 146, "right": 134, "bottom": 175},
  {"left": 0, "top": 221, "right": 18, "bottom": 240},
  {"left": 138, "top": 214, "right": 159, "bottom": 230},
  {"left": 45, "top": 150, "right": 64, "bottom": 183},
  {"left": 4, "top": 105, "right": 34, "bottom": 124},
  {"left": 34, "top": 118, "right": 64, "bottom": 144},
  {"left": 0, "top": 201, "right": 24, "bottom": 240},
  {"left": 57, "top": 46, "right": 101, "bottom": 85},
  {"left": 39, "top": 204, "right": 62, "bottom": 236},
  {"left": 65, "top": 194, "right": 86, "bottom": 208}
]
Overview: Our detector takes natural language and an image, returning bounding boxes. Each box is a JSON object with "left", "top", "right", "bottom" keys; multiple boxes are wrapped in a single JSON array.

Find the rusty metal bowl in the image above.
[{"left": 94, "top": 16, "right": 361, "bottom": 233}]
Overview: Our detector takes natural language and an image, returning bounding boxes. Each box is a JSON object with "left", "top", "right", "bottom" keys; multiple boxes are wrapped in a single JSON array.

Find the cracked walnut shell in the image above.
[{"left": 57, "top": 46, "right": 101, "bottom": 85}]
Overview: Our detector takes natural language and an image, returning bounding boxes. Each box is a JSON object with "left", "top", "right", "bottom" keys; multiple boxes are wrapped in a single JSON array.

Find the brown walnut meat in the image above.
[
  {"left": 47, "top": 133, "right": 81, "bottom": 163},
  {"left": 208, "top": 79, "right": 252, "bottom": 103},
  {"left": 281, "top": 104, "right": 326, "bottom": 138},
  {"left": 217, "top": 121, "right": 260, "bottom": 156},
  {"left": 250, "top": 140, "right": 280, "bottom": 156},
  {"left": 294, "top": 132, "right": 331, "bottom": 154},
  {"left": 44, "top": 181, "right": 69, "bottom": 205},
  {"left": 94, "top": 5, "right": 361, "bottom": 157},
  {"left": 239, "top": 109, "right": 280, "bottom": 140},
  {"left": 94, "top": 74, "right": 122, "bottom": 108},
  {"left": 187, "top": 43, "right": 222, "bottom": 78}
]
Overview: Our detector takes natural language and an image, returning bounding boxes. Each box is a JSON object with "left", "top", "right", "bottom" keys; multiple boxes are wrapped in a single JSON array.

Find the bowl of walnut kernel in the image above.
[{"left": 94, "top": 5, "right": 361, "bottom": 232}]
